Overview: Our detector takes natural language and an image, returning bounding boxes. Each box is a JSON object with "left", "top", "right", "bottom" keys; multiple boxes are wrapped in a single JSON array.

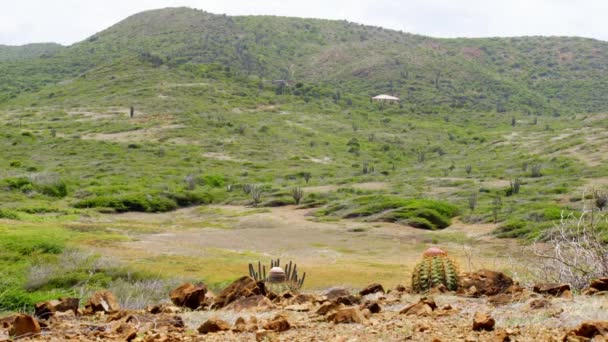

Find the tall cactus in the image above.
[{"left": 412, "top": 248, "right": 459, "bottom": 293}]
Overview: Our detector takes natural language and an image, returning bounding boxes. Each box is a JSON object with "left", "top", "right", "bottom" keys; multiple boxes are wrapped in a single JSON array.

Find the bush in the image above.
[
  {"left": 406, "top": 217, "right": 434, "bottom": 230},
  {"left": 198, "top": 175, "right": 225, "bottom": 188},
  {"left": 0, "top": 208, "right": 19, "bottom": 220},
  {"left": 74, "top": 193, "right": 178, "bottom": 212}
]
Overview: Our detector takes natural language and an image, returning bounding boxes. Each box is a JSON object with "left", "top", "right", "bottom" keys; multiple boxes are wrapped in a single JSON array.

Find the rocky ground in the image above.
[{"left": 2, "top": 271, "right": 608, "bottom": 341}]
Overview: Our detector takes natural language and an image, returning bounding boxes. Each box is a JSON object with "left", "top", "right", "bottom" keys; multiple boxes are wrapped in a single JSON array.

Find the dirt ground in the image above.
[{"left": 86, "top": 205, "right": 534, "bottom": 289}]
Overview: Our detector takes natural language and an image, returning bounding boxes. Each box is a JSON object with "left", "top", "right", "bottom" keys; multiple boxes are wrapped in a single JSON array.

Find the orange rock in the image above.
[
  {"left": 224, "top": 294, "right": 275, "bottom": 312},
  {"left": 472, "top": 312, "right": 495, "bottom": 331},
  {"left": 35, "top": 297, "right": 79, "bottom": 319},
  {"left": 533, "top": 283, "right": 571, "bottom": 297},
  {"left": 9, "top": 314, "right": 41, "bottom": 338},
  {"left": 85, "top": 290, "right": 120, "bottom": 314},
  {"left": 317, "top": 301, "right": 341, "bottom": 315},
  {"left": 169, "top": 283, "right": 207, "bottom": 310},
  {"left": 563, "top": 320, "right": 608, "bottom": 340},
  {"left": 212, "top": 276, "right": 265, "bottom": 309},
  {"left": 400, "top": 297, "right": 437, "bottom": 316},
  {"left": 359, "top": 283, "right": 385, "bottom": 296},
  {"left": 327, "top": 307, "right": 368, "bottom": 324},
  {"left": 197, "top": 318, "right": 230, "bottom": 334},
  {"left": 263, "top": 315, "right": 290, "bottom": 332},
  {"left": 460, "top": 270, "right": 514, "bottom": 297}
]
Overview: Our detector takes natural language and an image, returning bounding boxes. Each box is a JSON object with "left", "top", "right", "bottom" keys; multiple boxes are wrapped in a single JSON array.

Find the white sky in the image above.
[{"left": 1, "top": 0, "right": 607, "bottom": 46}]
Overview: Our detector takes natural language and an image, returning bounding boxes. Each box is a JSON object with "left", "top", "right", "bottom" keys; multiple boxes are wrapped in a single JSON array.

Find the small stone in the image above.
[
  {"left": 400, "top": 297, "right": 436, "bottom": 316},
  {"left": 362, "top": 302, "right": 381, "bottom": 314},
  {"left": 533, "top": 283, "right": 571, "bottom": 297},
  {"left": 263, "top": 315, "right": 290, "bottom": 332},
  {"left": 327, "top": 307, "right": 368, "bottom": 324},
  {"left": 317, "top": 301, "right": 341, "bottom": 315},
  {"left": 528, "top": 298, "right": 551, "bottom": 310},
  {"left": 285, "top": 303, "right": 310, "bottom": 312},
  {"left": 197, "top": 318, "right": 231, "bottom": 334},
  {"left": 395, "top": 285, "right": 407, "bottom": 292},
  {"left": 473, "top": 312, "right": 495, "bottom": 331},
  {"left": 256, "top": 329, "right": 278, "bottom": 341},
  {"left": 359, "top": 283, "right": 384, "bottom": 296}
]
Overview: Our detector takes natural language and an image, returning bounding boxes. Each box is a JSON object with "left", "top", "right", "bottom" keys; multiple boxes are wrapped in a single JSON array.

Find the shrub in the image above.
[
  {"left": 0, "top": 209, "right": 19, "bottom": 220},
  {"left": 74, "top": 193, "right": 179, "bottom": 212},
  {"left": 406, "top": 217, "right": 434, "bottom": 230}
]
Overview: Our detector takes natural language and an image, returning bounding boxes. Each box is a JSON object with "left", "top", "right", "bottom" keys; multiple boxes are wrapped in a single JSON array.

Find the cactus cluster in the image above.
[
  {"left": 411, "top": 247, "right": 459, "bottom": 293},
  {"left": 248, "top": 258, "right": 306, "bottom": 291}
]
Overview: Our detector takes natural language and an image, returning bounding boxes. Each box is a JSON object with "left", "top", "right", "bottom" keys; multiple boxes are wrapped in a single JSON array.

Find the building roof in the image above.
[{"left": 372, "top": 94, "right": 400, "bottom": 101}]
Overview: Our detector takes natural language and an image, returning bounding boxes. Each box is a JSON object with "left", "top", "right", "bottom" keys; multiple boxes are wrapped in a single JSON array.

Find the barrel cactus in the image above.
[{"left": 411, "top": 247, "right": 459, "bottom": 293}]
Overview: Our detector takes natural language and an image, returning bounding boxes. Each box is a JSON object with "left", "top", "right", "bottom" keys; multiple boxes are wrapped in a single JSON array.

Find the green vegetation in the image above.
[{"left": 2, "top": 7, "right": 608, "bottom": 312}]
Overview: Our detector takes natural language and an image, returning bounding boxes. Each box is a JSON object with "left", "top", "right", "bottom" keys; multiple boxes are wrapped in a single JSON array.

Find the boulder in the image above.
[
  {"left": 169, "top": 283, "right": 208, "bottom": 310},
  {"left": 35, "top": 297, "right": 79, "bottom": 319},
  {"left": 8, "top": 314, "right": 41, "bottom": 338},
  {"left": 359, "top": 283, "right": 384, "bottom": 296},
  {"left": 263, "top": 315, "right": 291, "bottom": 332},
  {"left": 324, "top": 288, "right": 352, "bottom": 301},
  {"left": 197, "top": 318, "right": 231, "bottom": 334},
  {"left": 472, "top": 312, "right": 495, "bottom": 331},
  {"left": 460, "top": 270, "right": 514, "bottom": 297},
  {"left": 327, "top": 307, "right": 368, "bottom": 324},
  {"left": 85, "top": 290, "right": 120, "bottom": 314},
  {"left": 212, "top": 276, "right": 265, "bottom": 309},
  {"left": 533, "top": 283, "right": 571, "bottom": 297},
  {"left": 224, "top": 294, "right": 275, "bottom": 312},
  {"left": 563, "top": 321, "right": 608, "bottom": 341},
  {"left": 399, "top": 297, "right": 437, "bottom": 316}
]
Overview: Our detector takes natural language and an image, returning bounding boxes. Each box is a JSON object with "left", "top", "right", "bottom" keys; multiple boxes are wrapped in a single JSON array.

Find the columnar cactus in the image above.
[{"left": 411, "top": 247, "right": 459, "bottom": 293}]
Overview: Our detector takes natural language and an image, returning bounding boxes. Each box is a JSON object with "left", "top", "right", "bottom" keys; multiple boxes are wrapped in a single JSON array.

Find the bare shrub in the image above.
[
  {"left": 530, "top": 164, "right": 542, "bottom": 177},
  {"left": 532, "top": 208, "right": 608, "bottom": 289},
  {"left": 468, "top": 193, "right": 477, "bottom": 212},
  {"left": 465, "top": 164, "right": 472, "bottom": 175},
  {"left": 291, "top": 187, "right": 303, "bottom": 205},
  {"left": 595, "top": 190, "right": 608, "bottom": 211},
  {"left": 250, "top": 185, "right": 263, "bottom": 205},
  {"left": 106, "top": 278, "right": 181, "bottom": 309}
]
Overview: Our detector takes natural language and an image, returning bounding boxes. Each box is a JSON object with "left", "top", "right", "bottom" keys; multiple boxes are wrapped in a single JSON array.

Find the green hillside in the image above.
[{"left": 2, "top": 7, "right": 608, "bottom": 113}]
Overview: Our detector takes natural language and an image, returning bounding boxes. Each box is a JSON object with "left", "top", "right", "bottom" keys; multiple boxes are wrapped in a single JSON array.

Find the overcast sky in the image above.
[{"left": 1, "top": 0, "right": 607, "bottom": 46}]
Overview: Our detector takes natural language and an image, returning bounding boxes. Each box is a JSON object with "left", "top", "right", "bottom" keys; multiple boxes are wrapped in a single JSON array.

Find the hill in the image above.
[{"left": 1, "top": 7, "right": 608, "bottom": 113}]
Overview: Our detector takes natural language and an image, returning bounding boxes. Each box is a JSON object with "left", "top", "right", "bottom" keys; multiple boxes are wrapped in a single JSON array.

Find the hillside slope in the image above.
[{"left": 1, "top": 7, "right": 608, "bottom": 114}]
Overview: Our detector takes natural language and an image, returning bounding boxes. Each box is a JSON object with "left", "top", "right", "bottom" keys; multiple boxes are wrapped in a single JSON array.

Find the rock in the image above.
[
  {"left": 327, "top": 307, "right": 368, "bottom": 324},
  {"left": 324, "top": 287, "right": 352, "bottom": 301},
  {"left": 359, "top": 283, "right": 384, "bottom": 296},
  {"left": 317, "top": 301, "right": 342, "bottom": 315},
  {"left": 533, "top": 283, "right": 571, "bottom": 297},
  {"left": 8, "top": 314, "right": 41, "bottom": 338},
  {"left": 590, "top": 278, "right": 608, "bottom": 291},
  {"left": 285, "top": 304, "right": 310, "bottom": 312},
  {"left": 212, "top": 276, "right": 265, "bottom": 309},
  {"left": 399, "top": 297, "right": 437, "bottom": 316},
  {"left": 494, "top": 329, "right": 511, "bottom": 342},
  {"left": 256, "top": 329, "right": 278, "bottom": 341},
  {"left": 528, "top": 298, "right": 551, "bottom": 310},
  {"left": 286, "top": 293, "right": 316, "bottom": 305},
  {"left": 263, "top": 315, "right": 290, "bottom": 332},
  {"left": 113, "top": 323, "right": 138, "bottom": 341},
  {"left": 395, "top": 285, "right": 407, "bottom": 292},
  {"left": 487, "top": 293, "right": 524, "bottom": 306},
  {"left": 460, "top": 270, "right": 514, "bottom": 297},
  {"left": 563, "top": 320, "right": 608, "bottom": 340},
  {"left": 197, "top": 318, "right": 231, "bottom": 334},
  {"left": 429, "top": 284, "right": 448, "bottom": 295},
  {"left": 233, "top": 317, "right": 247, "bottom": 332},
  {"left": 335, "top": 294, "right": 360, "bottom": 306},
  {"left": 169, "top": 283, "right": 208, "bottom": 310},
  {"left": 35, "top": 297, "right": 79, "bottom": 319},
  {"left": 85, "top": 290, "right": 121, "bottom": 314},
  {"left": 224, "top": 294, "right": 275, "bottom": 312},
  {"left": 472, "top": 312, "right": 495, "bottom": 331},
  {"left": 362, "top": 302, "right": 381, "bottom": 314}
]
